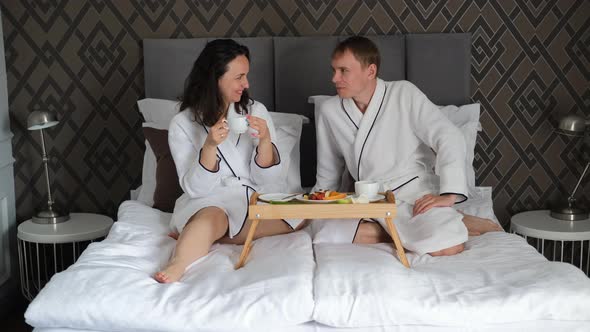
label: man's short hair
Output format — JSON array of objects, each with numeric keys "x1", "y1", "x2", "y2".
[{"x1": 332, "y1": 36, "x2": 381, "y2": 75}]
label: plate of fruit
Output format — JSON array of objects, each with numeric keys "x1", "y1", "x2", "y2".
[{"x1": 295, "y1": 190, "x2": 350, "y2": 203}]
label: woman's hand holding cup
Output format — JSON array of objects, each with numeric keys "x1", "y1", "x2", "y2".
[
  {"x1": 204, "y1": 117, "x2": 229, "y2": 148},
  {"x1": 246, "y1": 115, "x2": 270, "y2": 142}
]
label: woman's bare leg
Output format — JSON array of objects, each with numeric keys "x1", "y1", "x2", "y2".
[
  {"x1": 218, "y1": 219, "x2": 309, "y2": 245},
  {"x1": 155, "y1": 207, "x2": 228, "y2": 283}
]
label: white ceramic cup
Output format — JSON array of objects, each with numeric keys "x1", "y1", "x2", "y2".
[
  {"x1": 227, "y1": 116, "x2": 248, "y2": 134},
  {"x1": 354, "y1": 181, "x2": 379, "y2": 198}
]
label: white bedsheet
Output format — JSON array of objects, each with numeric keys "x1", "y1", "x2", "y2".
[
  {"x1": 25, "y1": 200, "x2": 315, "y2": 331},
  {"x1": 313, "y1": 231, "x2": 590, "y2": 327}
]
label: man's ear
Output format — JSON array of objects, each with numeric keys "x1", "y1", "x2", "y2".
[{"x1": 368, "y1": 63, "x2": 377, "y2": 79}]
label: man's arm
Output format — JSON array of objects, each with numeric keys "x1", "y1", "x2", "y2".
[{"x1": 407, "y1": 83, "x2": 468, "y2": 211}]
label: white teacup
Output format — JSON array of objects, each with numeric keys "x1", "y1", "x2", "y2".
[
  {"x1": 354, "y1": 181, "x2": 379, "y2": 198},
  {"x1": 227, "y1": 116, "x2": 248, "y2": 134}
]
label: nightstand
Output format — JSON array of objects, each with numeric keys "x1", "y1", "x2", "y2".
[
  {"x1": 511, "y1": 210, "x2": 590, "y2": 276},
  {"x1": 17, "y1": 213, "x2": 113, "y2": 300}
]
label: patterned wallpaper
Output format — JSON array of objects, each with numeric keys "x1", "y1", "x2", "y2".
[{"x1": 2, "y1": 0, "x2": 588, "y2": 226}]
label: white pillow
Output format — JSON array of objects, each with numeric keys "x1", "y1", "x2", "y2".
[
  {"x1": 137, "y1": 98, "x2": 180, "y2": 130},
  {"x1": 438, "y1": 103, "x2": 482, "y2": 198},
  {"x1": 135, "y1": 99, "x2": 180, "y2": 204},
  {"x1": 135, "y1": 98, "x2": 305, "y2": 203},
  {"x1": 266, "y1": 112, "x2": 306, "y2": 193},
  {"x1": 308, "y1": 95, "x2": 331, "y2": 105},
  {"x1": 136, "y1": 138, "x2": 156, "y2": 206},
  {"x1": 308, "y1": 96, "x2": 481, "y2": 199}
]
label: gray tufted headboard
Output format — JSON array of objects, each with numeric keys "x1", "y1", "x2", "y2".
[{"x1": 143, "y1": 33, "x2": 472, "y2": 187}]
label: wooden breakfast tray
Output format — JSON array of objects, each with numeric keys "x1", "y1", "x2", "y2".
[{"x1": 235, "y1": 190, "x2": 409, "y2": 269}]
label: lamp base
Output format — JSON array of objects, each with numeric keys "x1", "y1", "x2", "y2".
[
  {"x1": 550, "y1": 206, "x2": 589, "y2": 221},
  {"x1": 32, "y1": 205, "x2": 70, "y2": 224}
]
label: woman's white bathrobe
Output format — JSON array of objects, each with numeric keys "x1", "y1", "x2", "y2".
[
  {"x1": 169, "y1": 101, "x2": 293, "y2": 237},
  {"x1": 312, "y1": 79, "x2": 469, "y2": 254}
]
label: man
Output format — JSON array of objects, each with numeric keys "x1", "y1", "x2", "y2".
[{"x1": 312, "y1": 36, "x2": 500, "y2": 256}]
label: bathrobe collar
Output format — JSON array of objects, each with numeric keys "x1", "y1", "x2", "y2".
[
  {"x1": 202, "y1": 121, "x2": 250, "y2": 181},
  {"x1": 342, "y1": 78, "x2": 387, "y2": 180}
]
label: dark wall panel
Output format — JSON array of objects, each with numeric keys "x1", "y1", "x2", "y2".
[{"x1": 3, "y1": 1, "x2": 588, "y2": 226}]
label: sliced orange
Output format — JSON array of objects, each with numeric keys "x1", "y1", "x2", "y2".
[{"x1": 323, "y1": 192, "x2": 347, "y2": 200}]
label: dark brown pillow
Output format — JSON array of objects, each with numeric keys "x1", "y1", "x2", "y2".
[{"x1": 143, "y1": 127, "x2": 184, "y2": 212}]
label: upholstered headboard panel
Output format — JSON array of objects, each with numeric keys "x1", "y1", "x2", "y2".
[
  {"x1": 144, "y1": 37, "x2": 276, "y2": 111},
  {"x1": 406, "y1": 34, "x2": 471, "y2": 106},
  {"x1": 143, "y1": 33, "x2": 472, "y2": 187}
]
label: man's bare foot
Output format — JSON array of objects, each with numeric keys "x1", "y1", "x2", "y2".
[
  {"x1": 460, "y1": 212, "x2": 503, "y2": 236},
  {"x1": 154, "y1": 262, "x2": 186, "y2": 283}
]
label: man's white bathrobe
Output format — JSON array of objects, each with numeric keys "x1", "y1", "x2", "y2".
[
  {"x1": 312, "y1": 79, "x2": 469, "y2": 254},
  {"x1": 169, "y1": 101, "x2": 296, "y2": 237}
]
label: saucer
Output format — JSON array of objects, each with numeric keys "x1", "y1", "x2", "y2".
[
  {"x1": 258, "y1": 193, "x2": 297, "y2": 203},
  {"x1": 353, "y1": 194, "x2": 386, "y2": 202}
]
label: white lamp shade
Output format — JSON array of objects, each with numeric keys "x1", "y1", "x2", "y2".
[{"x1": 27, "y1": 110, "x2": 59, "y2": 130}]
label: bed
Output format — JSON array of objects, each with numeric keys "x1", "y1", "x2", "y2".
[{"x1": 25, "y1": 34, "x2": 590, "y2": 332}]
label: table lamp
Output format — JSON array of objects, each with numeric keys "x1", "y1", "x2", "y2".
[
  {"x1": 27, "y1": 110, "x2": 70, "y2": 224},
  {"x1": 551, "y1": 114, "x2": 589, "y2": 221}
]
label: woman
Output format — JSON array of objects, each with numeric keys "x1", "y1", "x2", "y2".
[{"x1": 155, "y1": 39, "x2": 305, "y2": 283}]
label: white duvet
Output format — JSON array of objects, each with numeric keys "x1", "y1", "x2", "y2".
[
  {"x1": 313, "y1": 232, "x2": 590, "y2": 327},
  {"x1": 25, "y1": 200, "x2": 315, "y2": 331},
  {"x1": 312, "y1": 191, "x2": 590, "y2": 327},
  {"x1": 25, "y1": 195, "x2": 590, "y2": 331}
]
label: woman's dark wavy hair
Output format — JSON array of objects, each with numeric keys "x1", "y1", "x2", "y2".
[{"x1": 180, "y1": 39, "x2": 251, "y2": 126}]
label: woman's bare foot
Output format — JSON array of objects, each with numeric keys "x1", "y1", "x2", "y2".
[
  {"x1": 154, "y1": 262, "x2": 186, "y2": 283},
  {"x1": 460, "y1": 212, "x2": 503, "y2": 236}
]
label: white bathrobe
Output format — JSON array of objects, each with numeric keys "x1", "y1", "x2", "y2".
[
  {"x1": 169, "y1": 101, "x2": 295, "y2": 237},
  {"x1": 312, "y1": 79, "x2": 468, "y2": 254}
]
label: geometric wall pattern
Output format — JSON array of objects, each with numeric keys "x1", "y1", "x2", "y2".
[{"x1": 2, "y1": 1, "x2": 588, "y2": 227}]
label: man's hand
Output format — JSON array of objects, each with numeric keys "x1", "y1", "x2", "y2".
[{"x1": 413, "y1": 194, "x2": 456, "y2": 216}]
